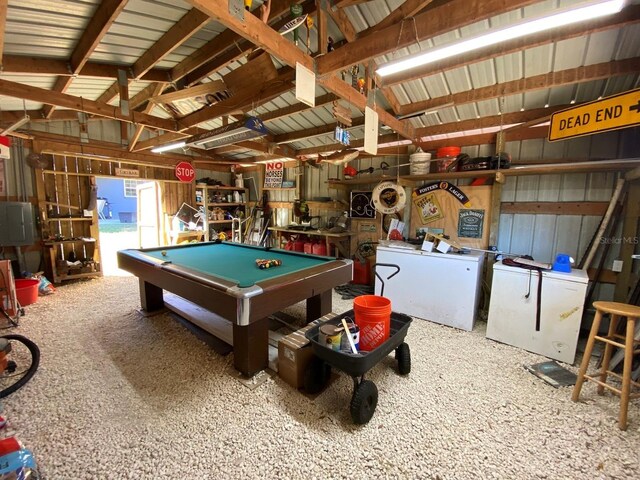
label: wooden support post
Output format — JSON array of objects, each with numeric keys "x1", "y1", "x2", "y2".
[
  {"x1": 317, "y1": 0, "x2": 328, "y2": 54},
  {"x1": 484, "y1": 181, "x2": 503, "y2": 300},
  {"x1": 614, "y1": 182, "x2": 640, "y2": 302}
]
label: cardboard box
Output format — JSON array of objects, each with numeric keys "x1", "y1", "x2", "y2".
[{"x1": 278, "y1": 313, "x2": 337, "y2": 389}]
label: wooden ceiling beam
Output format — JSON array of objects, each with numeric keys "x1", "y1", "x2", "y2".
[
  {"x1": 186, "y1": 0, "x2": 312, "y2": 70},
  {"x1": 183, "y1": 1, "x2": 317, "y2": 86},
  {"x1": 42, "y1": 0, "x2": 129, "y2": 119},
  {"x1": 317, "y1": 1, "x2": 328, "y2": 54},
  {"x1": 129, "y1": 84, "x2": 166, "y2": 151},
  {"x1": 134, "y1": 70, "x2": 295, "y2": 151},
  {"x1": 416, "y1": 127, "x2": 548, "y2": 151},
  {"x1": 414, "y1": 106, "x2": 568, "y2": 138},
  {"x1": 362, "y1": 0, "x2": 434, "y2": 36},
  {"x1": 0, "y1": 56, "x2": 170, "y2": 82},
  {"x1": 399, "y1": 57, "x2": 640, "y2": 117},
  {"x1": 0, "y1": 78, "x2": 178, "y2": 131},
  {"x1": 320, "y1": 74, "x2": 414, "y2": 139},
  {"x1": 321, "y1": 0, "x2": 403, "y2": 116},
  {"x1": 181, "y1": 69, "x2": 295, "y2": 128},
  {"x1": 133, "y1": 8, "x2": 210, "y2": 79},
  {"x1": 209, "y1": 140, "x2": 298, "y2": 160},
  {"x1": 186, "y1": 0, "x2": 413, "y2": 139},
  {"x1": 275, "y1": 116, "x2": 366, "y2": 144},
  {"x1": 326, "y1": 1, "x2": 356, "y2": 42},
  {"x1": 316, "y1": 0, "x2": 540, "y2": 76},
  {"x1": 70, "y1": 0, "x2": 129, "y2": 73},
  {"x1": 132, "y1": 129, "x2": 200, "y2": 152},
  {"x1": 333, "y1": 0, "x2": 369, "y2": 7},
  {"x1": 149, "y1": 81, "x2": 227, "y2": 105},
  {"x1": 380, "y1": 5, "x2": 640, "y2": 87},
  {"x1": 98, "y1": 8, "x2": 211, "y2": 109},
  {"x1": 260, "y1": 93, "x2": 337, "y2": 122},
  {"x1": 170, "y1": 0, "x2": 295, "y2": 83},
  {"x1": 297, "y1": 133, "x2": 401, "y2": 156},
  {"x1": 0, "y1": 0, "x2": 7, "y2": 70}
]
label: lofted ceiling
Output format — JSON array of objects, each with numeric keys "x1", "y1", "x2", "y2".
[{"x1": 0, "y1": 0, "x2": 639, "y2": 165}]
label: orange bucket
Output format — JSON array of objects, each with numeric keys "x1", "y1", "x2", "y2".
[
  {"x1": 354, "y1": 295, "x2": 391, "y2": 351},
  {"x1": 14, "y1": 279, "x2": 39, "y2": 306}
]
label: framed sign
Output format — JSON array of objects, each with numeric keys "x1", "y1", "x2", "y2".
[
  {"x1": 350, "y1": 191, "x2": 376, "y2": 219},
  {"x1": 458, "y1": 209, "x2": 485, "y2": 238},
  {"x1": 264, "y1": 161, "x2": 284, "y2": 188},
  {"x1": 414, "y1": 192, "x2": 443, "y2": 225}
]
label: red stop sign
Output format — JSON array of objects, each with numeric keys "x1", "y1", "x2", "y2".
[{"x1": 175, "y1": 161, "x2": 195, "y2": 183}]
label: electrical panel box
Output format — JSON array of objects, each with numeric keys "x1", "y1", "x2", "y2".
[{"x1": 0, "y1": 201, "x2": 36, "y2": 247}]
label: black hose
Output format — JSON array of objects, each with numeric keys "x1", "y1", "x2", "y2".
[{"x1": 0, "y1": 334, "x2": 40, "y2": 398}]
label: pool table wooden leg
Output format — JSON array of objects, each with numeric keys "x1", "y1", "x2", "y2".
[
  {"x1": 140, "y1": 280, "x2": 164, "y2": 312},
  {"x1": 233, "y1": 318, "x2": 269, "y2": 376},
  {"x1": 306, "y1": 290, "x2": 332, "y2": 322}
]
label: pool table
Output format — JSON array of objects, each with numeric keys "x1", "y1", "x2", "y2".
[{"x1": 117, "y1": 242, "x2": 352, "y2": 376}]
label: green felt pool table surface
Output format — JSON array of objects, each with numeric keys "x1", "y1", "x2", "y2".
[{"x1": 143, "y1": 242, "x2": 334, "y2": 288}]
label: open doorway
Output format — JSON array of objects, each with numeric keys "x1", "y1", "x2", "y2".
[{"x1": 96, "y1": 178, "x2": 158, "y2": 276}]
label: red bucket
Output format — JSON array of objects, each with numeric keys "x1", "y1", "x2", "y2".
[
  {"x1": 354, "y1": 295, "x2": 391, "y2": 351},
  {"x1": 14, "y1": 279, "x2": 39, "y2": 306}
]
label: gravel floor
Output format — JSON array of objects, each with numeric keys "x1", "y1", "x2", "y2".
[{"x1": 3, "y1": 275, "x2": 639, "y2": 479}]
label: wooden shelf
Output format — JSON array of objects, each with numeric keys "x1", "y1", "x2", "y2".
[
  {"x1": 326, "y1": 160, "x2": 640, "y2": 187},
  {"x1": 58, "y1": 271, "x2": 102, "y2": 281},
  {"x1": 45, "y1": 217, "x2": 93, "y2": 222},
  {"x1": 196, "y1": 184, "x2": 245, "y2": 191},
  {"x1": 263, "y1": 187, "x2": 296, "y2": 191},
  {"x1": 196, "y1": 186, "x2": 248, "y2": 241},
  {"x1": 44, "y1": 239, "x2": 96, "y2": 246}
]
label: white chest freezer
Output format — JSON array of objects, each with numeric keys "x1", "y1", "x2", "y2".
[
  {"x1": 375, "y1": 246, "x2": 484, "y2": 331},
  {"x1": 486, "y1": 261, "x2": 589, "y2": 364}
]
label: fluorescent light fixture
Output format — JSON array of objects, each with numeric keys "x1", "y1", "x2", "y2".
[
  {"x1": 151, "y1": 141, "x2": 186, "y2": 153},
  {"x1": 377, "y1": 0, "x2": 625, "y2": 77},
  {"x1": 186, "y1": 116, "x2": 269, "y2": 150},
  {"x1": 1, "y1": 115, "x2": 30, "y2": 135}
]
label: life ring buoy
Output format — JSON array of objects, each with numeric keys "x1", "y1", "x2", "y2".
[{"x1": 372, "y1": 181, "x2": 406, "y2": 214}]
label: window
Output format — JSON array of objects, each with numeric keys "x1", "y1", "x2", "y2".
[{"x1": 123, "y1": 180, "x2": 143, "y2": 198}]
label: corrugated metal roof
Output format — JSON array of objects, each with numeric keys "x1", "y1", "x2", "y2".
[
  {"x1": 4, "y1": 0, "x2": 99, "y2": 58},
  {"x1": 0, "y1": 0, "x2": 639, "y2": 164}
]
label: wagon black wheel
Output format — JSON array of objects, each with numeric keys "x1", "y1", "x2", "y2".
[
  {"x1": 395, "y1": 342, "x2": 411, "y2": 375},
  {"x1": 350, "y1": 380, "x2": 378, "y2": 424},
  {"x1": 303, "y1": 356, "x2": 331, "y2": 394},
  {"x1": 0, "y1": 334, "x2": 40, "y2": 398}
]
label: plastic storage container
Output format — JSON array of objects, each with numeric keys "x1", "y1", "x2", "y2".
[
  {"x1": 409, "y1": 148, "x2": 432, "y2": 175},
  {"x1": 436, "y1": 146, "x2": 461, "y2": 173},
  {"x1": 353, "y1": 295, "x2": 391, "y2": 351},
  {"x1": 14, "y1": 279, "x2": 39, "y2": 306}
]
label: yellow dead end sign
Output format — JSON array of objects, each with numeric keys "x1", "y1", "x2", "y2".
[{"x1": 549, "y1": 88, "x2": 640, "y2": 141}]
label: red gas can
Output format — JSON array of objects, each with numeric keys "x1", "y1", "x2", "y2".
[
  {"x1": 312, "y1": 241, "x2": 328, "y2": 256},
  {"x1": 304, "y1": 240, "x2": 314, "y2": 254},
  {"x1": 293, "y1": 237, "x2": 306, "y2": 252},
  {"x1": 284, "y1": 238, "x2": 295, "y2": 250}
]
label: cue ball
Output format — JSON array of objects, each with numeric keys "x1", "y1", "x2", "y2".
[{"x1": 161, "y1": 250, "x2": 167, "y2": 256}]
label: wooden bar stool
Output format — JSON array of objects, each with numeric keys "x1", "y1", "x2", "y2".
[{"x1": 572, "y1": 301, "x2": 640, "y2": 430}]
